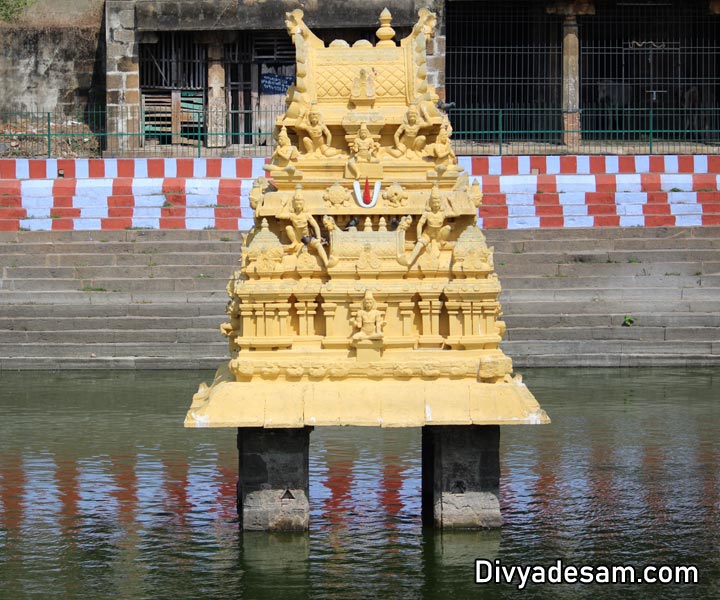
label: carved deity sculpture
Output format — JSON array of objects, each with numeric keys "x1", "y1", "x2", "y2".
[
  {"x1": 352, "y1": 291, "x2": 385, "y2": 340},
  {"x1": 277, "y1": 187, "x2": 331, "y2": 267},
  {"x1": 405, "y1": 186, "x2": 455, "y2": 267},
  {"x1": 389, "y1": 103, "x2": 429, "y2": 158},
  {"x1": 264, "y1": 126, "x2": 300, "y2": 174},
  {"x1": 248, "y1": 177, "x2": 269, "y2": 210},
  {"x1": 426, "y1": 123, "x2": 456, "y2": 169},
  {"x1": 295, "y1": 106, "x2": 339, "y2": 157},
  {"x1": 347, "y1": 122, "x2": 380, "y2": 179}
]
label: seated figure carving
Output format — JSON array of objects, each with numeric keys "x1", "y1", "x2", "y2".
[
  {"x1": 347, "y1": 122, "x2": 380, "y2": 179},
  {"x1": 426, "y1": 123, "x2": 456, "y2": 169},
  {"x1": 352, "y1": 291, "x2": 385, "y2": 341},
  {"x1": 389, "y1": 103, "x2": 429, "y2": 158},
  {"x1": 295, "y1": 106, "x2": 339, "y2": 157},
  {"x1": 264, "y1": 126, "x2": 300, "y2": 175}
]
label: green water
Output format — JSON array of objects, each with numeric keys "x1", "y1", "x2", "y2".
[{"x1": 0, "y1": 368, "x2": 718, "y2": 599}]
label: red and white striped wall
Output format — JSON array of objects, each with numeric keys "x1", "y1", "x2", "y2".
[
  {"x1": 1, "y1": 156, "x2": 718, "y2": 231},
  {"x1": 0, "y1": 158, "x2": 265, "y2": 232}
]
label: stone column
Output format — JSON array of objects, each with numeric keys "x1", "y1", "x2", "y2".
[
  {"x1": 418, "y1": 297, "x2": 444, "y2": 347},
  {"x1": 105, "y1": 0, "x2": 141, "y2": 153},
  {"x1": 240, "y1": 303, "x2": 255, "y2": 338},
  {"x1": 293, "y1": 292, "x2": 322, "y2": 347},
  {"x1": 253, "y1": 304, "x2": 266, "y2": 337},
  {"x1": 204, "y1": 36, "x2": 227, "y2": 149},
  {"x1": 444, "y1": 300, "x2": 462, "y2": 340},
  {"x1": 426, "y1": 4, "x2": 446, "y2": 102},
  {"x1": 421, "y1": 425, "x2": 502, "y2": 529},
  {"x1": 547, "y1": 1, "x2": 595, "y2": 148},
  {"x1": 399, "y1": 301, "x2": 416, "y2": 338},
  {"x1": 237, "y1": 427, "x2": 313, "y2": 531}
]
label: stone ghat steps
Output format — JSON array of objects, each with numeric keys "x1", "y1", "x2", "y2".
[
  {"x1": 0, "y1": 354, "x2": 225, "y2": 370},
  {"x1": 0, "y1": 315, "x2": 225, "y2": 331},
  {"x1": 0, "y1": 227, "x2": 719, "y2": 368},
  {"x1": 490, "y1": 228, "x2": 720, "y2": 366}
]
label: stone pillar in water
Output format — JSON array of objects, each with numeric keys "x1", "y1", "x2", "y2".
[
  {"x1": 237, "y1": 427, "x2": 312, "y2": 531},
  {"x1": 422, "y1": 426, "x2": 502, "y2": 529}
]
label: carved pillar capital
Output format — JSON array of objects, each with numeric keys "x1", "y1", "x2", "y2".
[{"x1": 546, "y1": 0, "x2": 595, "y2": 17}]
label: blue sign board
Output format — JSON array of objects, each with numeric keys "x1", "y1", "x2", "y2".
[{"x1": 260, "y1": 73, "x2": 294, "y2": 95}]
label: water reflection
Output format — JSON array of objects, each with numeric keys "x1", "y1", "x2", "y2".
[{"x1": 0, "y1": 369, "x2": 718, "y2": 599}]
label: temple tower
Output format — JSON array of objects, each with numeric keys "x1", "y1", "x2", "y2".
[{"x1": 185, "y1": 8, "x2": 549, "y2": 531}]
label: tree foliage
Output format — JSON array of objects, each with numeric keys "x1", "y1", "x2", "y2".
[{"x1": 0, "y1": 0, "x2": 32, "y2": 22}]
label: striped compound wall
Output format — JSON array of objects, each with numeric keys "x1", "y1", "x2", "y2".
[{"x1": 0, "y1": 155, "x2": 719, "y2": 231}]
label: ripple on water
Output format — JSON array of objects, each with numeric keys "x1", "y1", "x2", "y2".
[{"x1": 0, "y1": 369, "x2": 718, "y2": 599}]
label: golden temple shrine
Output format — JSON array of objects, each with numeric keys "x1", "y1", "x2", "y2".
[{"x1": 186, "y1": 8, "x2": 549, "y2": 531}]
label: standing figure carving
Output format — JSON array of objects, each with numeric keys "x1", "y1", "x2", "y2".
[
  {"x1": 405, "y1": 186, "x2": 455, "y2": 267},
  {"x1": 277, "y1": 187, "x2": 331, "y2": 267}
]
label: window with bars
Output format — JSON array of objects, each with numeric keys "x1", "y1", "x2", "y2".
[
  {"x1": 580, "y1": 0, "x2": 720, "y2": 141},
  {"x1": 445, "y1": 0, "x2": 563, "y2": 143},
  {"x1": 140, "y1": 32, "x2": 207, "y2": 90}
]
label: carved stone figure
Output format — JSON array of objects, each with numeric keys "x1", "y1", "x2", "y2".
[
  {"x1": 350, "y1": 69, "x2": 376, "y2": 106},
  {"x1": 277, "y1": 186, "x2": 331, "y2": 267},
  {"x1": 347, "y1": 122, "x2": 380, "y2": 179},
  {"x1": 295, "y1": 105, "x2": 339, "y2": 157},
  {"x1": 426, "y1": 123, "x2": 456, "y2": 169},
  {"x1": 352, "y1": 290, "x2": 385, "y2": 340},
  {"x1": 264, "y1": 126, "x2": 300, "y2": 175},
  {"x1": 248, "y1": 177, "x2": 269, "y2": 210},
  {"x1": 389, "y1": 103, "x2": 429, "y2": 158},
  {"x1": 405, "y1": 186, "x2": 455, "y2": 267}
]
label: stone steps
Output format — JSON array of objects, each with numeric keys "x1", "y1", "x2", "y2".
[
  {"x1": 504, "y1": 313, "x2": 720, "y2": 328},
  {"x1": 0, "y1": 315, "x2": 225, "y2": 331},
  {"x1": 0, "y1": 252, "x2": 240, "y2": 268},
  {"x1": 0, "y1": 227, "x2": 718, "y2": 368},
  {"x1": 502, "y1": 299, "x2": 720, "y2": 315},
  {"x1": 505, "y1": 326, "x2": 720, "y2": 342},
  {"x1": 1, "y1": 276, "x2": 229, "y2": 292},
  {"x1": 0, "y1": 342, "x2": 227, "y2": 359}
]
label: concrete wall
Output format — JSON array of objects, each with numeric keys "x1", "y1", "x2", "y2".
[
  {"x1": 0, "y1": 0, "x2": 105, "y2": 112},
  {"x1": 134, "y1": 0, "x2": 443, "y2": 30},
  {"x1": 0, "y1": 26, "x2": 104, "y2": 112},
  {"x1": 1, "y1": 155, "x2": 719, "y2": 231}
]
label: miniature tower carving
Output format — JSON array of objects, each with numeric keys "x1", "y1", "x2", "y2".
[{"x1": 186, "y1": 8, "x2": 549, "y2": 531}]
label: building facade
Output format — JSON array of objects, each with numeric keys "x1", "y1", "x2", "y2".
[{"x1": 104, "y1": 0, "x2": 720, "y2": 156}]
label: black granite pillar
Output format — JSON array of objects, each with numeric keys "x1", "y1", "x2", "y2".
[
  {"x1": 237, "y1": 427, "x2": 312, "y2": 531},
  {"x1": 422, "y1": 425, "x2": 502, "y2": 529}
]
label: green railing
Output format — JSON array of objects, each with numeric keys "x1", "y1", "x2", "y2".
[
  {"x1": 447, "y1": 107, "x2": 720, "y2": 156},
  {"x1": 1, "y1": 106, "x2": 719, "y2": 159}
]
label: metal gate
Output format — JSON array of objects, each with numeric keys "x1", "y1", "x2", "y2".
[
  {"x1": 139, "y1": 32, "x2": 207, "y2": 146},
  {"x1": 445, "y1": 0, "x2": 563, "y2": 150},
  {"x1": 580, "y1": 0, "x2": 720, "y2": 144}
]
